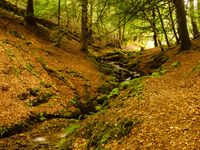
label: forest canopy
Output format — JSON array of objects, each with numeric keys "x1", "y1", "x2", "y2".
[{"x1": 2, "y1": 0, "x2": 200, "y2": 50}]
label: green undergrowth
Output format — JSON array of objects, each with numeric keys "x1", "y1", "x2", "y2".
[
  {"x1": 57, "y1": 77, "x2": 144, "y2": 149},
  {"x1": 151, "y1": 67, "x2": 167, "y2": 77},
  {"x1": 171, "y1": 60, "x2": 181, "y2": 68},
  {"x1": 97, "y1": 77, "x2": 144, "y2": 108},
  {"x1": 0, "y1": 112, "x2": 81, "y2": 138},
  {"x1": 59, "y1": 118, "x2": 139, "y2": 150},
  {"x1": 17, "y1": 85, "x2": 55, "y2": 107},
  {"x1": 0, "y1": 123, "x2": 29, "y2": 138},
  {"x1": 193, "y1": 61, "x2": 200, "y2": 72}
]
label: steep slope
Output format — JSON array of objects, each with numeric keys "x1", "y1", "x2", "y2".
[
  {"x1": 55, "y1": 42, "x2": 200, "y2": 149},
  {"x1": 0, "y1": 8, "x2": 102, "y2": 133},
  {"x1": 0, "y1": 6, "x2": 199, "y2": 150},
  {"x1": 105, "y1": 47, "x2": 200, "y2": 149}
]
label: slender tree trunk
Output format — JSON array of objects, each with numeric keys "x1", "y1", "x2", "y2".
[
  {"x1": 88, "y1": 0, "x2": 94, "y2": 43},
  {"x1": 122, "y1": 18, "x2": 126, "y2": 42},
  {"x1": 143, "y1": 10, "x2": 163, "y2": 51},
  {"x1": 173, "y1": 0, "x2": 191, "y2": 50},
  {"x1": 152, "y1": 8, "x2": 158, "y2": 47},
  {"x1": 58, "y1": 0, "x2": 61, "y2": 26},
  {"x1": 156, "y1": 6, "x2": 170, "y2": 47},
  {"x1": 168, "y1": 1, "x2": 179, "y2": 44},
  {"x1": 118, "y1": 12, "x2": 122, "y2": 48},
  {"x1": 190, "y1": 0, "x2": 200, "y2": 38},
  {"x1": 81, "y1": 0, "x2": 89, "y2": 52},
  {"x1": 26, "y1": 0, "x2": 36, "y2": 26},
  {"x1": 118, "y1": 25, "x2": 122, "y2": 48}
]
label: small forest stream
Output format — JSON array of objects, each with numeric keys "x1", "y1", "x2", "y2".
[{"x1": 0, "y1": 48, "x2": 166, "y2": 149}]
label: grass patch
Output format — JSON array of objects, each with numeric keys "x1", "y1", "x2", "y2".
[
  {"x1": 24, "y1": 63, "x2": 40, "y2": 78},
  {"x1": 193, "y1": 61, "x2": 200, "y2": 72},
  {"x1": 121, "y1": 77, "x2": 143, "y2": 99},
  {"x1": 17, "y1": 87, "x2": 55, "y2": 107},
  {"x1": 151, "y1": 67, "x2": 167, "y2": 77},
  {"x1": 171, "y1": 60, "x2": 181, "y2": 68},
  {"x1": 84, "y1": 118, "x2": 139, "y2": 149},
  {"x1": 58, "y1": 118, "x2": 139, "y2": 150}
]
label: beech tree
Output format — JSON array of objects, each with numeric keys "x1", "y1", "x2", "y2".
[
  {"x1": 81, "y1": 0, "x2": 89, "y2": 51},
  {"x1": 26, "y1": 0, "x2": 36, "y2": 26},
  {"x1": 173, "y1": 0, "x2": 191, "y2": 50},
  {"x1": 189, "y1": 0, "x2": 200, "y2": 38}
]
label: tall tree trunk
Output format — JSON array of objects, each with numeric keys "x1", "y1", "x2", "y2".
[
  {"x1": 26, "y1": 0, "x2": 36, "y2": 26},
  {"x1": 168, "y1": 1, "x2": 179, "y2": 44},
  {"x1": 173, "y1": 0, "x2": 191, "y2": 50},
  {"x1": 118, "y1": 25, "x2": 122, "y2": 48},
  {"x1": 81, "y1": 0, "x2": 89, "y2": 52},
  {"x1": 122, "y1": 18, "x2": 126, "y2": 42},
  {"x1": 58, "y1": 0, "x2": 61, "y2": 26},
  {"x1": 143, "y1": 10, "x2": 163, "y2": 51},
  {"x1": 198, "y1": 0, "x2": 200, "y2": 24},
  {"x1": 152, "y1": 8, "x2": 158, "y2": 47},
  {"x1": 190, "y1": 0, "x2": 200, "y2": 38},
  {"x1": 88, "y1": 0, "x2": 94, "y2": 43},
  {"x1": 118, "y1": 12, "x2": 122, "y2": 48},
  {"x1": 156, "y1": 6, "x2": 170, "y2": 47}
]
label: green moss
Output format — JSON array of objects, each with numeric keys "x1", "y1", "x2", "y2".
[
  {"x1": 120, "y1": 78, "x2": 143, "y2": 99},
  {"x1": 9, "y1": 30, "x2": 25, "y2": 39},
  {"x1": 83, "y1": 119, "x2": 139, "y2": 149},
  {"x1": 0, "y1": 122, "x2": 29, "y2": 138},
  {"x1": 97, "y1": 83, "x2": 112, "y2": 94},
  {"x1": 171, "y1": 60, "x2": 181, "y2": 68},
  {"x1": 40, "y1": 81, "x2": 52, "y2": 88},
  {"x1": 27, "y1": 91, "x2": 54, "y2": 107},
  {"x1": 193, "y1": 61, "x2": 200, "y2": 72},
  {"x1": 64, "y1": 124, "x2": 80, "y2": 136},
  {"x1": 0, "y1": 126, "x2": 7, "y2": 137},
  {"x1": 151, "y1": 67, "x2": 167, "y2": 77},
  {"x1": 24, "y1": 63, "x2": 39, "y2": 78}
]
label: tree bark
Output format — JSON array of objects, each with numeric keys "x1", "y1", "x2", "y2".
[
  {"x1": 152, "y1": 8, "x2": 158, "y2": 47},
  {"x1": 58, "y1": 0, "x2": 61, "y2": 26},
  {"x1": 26, "y1": 0, "x2": 36, "y2": 26},
  {"x1": 198, "y1": 0, "x2": 200, "y2": 24},
  {"x1": 81, "y1": 0, "x2": 89, "y2": 52},
  {"x1": 168, "y1": 1, "x2": 179, "y2": 44},
  {"x1": 156, "y1": 6, "x2": 170, "y2": 47},
  {"x1": 173, "y1": 0, "x2": 191, "y2": 50},
  {"x1": 189, "y1": 0, "x2": 200, "y2": 38}
]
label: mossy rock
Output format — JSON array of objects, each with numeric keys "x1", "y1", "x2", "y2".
[
  {"x1": 27, "y1": 88, "x2": 40, "y2": 96},
  {"x1": 17, "y1": 92, "x2": 30, "y2": 100},
  {"x1": 27, "y1": 91, "x2": 54, "y2": 107}
]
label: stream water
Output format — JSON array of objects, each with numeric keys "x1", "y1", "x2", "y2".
[{"x1": 0, "y1": 118, "x2": 72, "y2": 149}]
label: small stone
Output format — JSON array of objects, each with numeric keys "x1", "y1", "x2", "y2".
[{"x1": 33, "y1": 137, "x2": 46, "y2": 142}]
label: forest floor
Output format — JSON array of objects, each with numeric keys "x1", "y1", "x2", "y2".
[{"x1": 0, "y1": 7, "x2": 200, "y2": 150}]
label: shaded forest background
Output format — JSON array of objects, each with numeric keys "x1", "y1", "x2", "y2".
[{"x1": 1, "y1": 0, "x2": 200, "y2": 51}]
